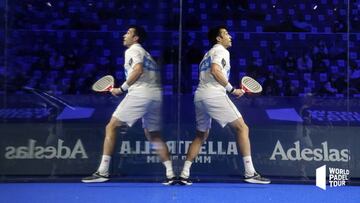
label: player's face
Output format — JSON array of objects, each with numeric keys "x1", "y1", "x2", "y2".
[
  {"x1": 218, "y1": 29, "x2": 232, "y2": 48},
  {"x1": 123, "y1": 28, "x2": 138, "y2": 47}
]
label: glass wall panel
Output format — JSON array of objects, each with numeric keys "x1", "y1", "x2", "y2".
[
  {"x1": 0, "y1": 0, "x2": 180, "y2": 182},
  {"x1": 0, "y1": 0, "x2": 359, "y2": 185},
  {"x1": 178, "y1": 0, "x2": 356, "y2": 182}
]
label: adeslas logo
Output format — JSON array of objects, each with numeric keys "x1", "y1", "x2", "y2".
[
  {"x1": 270, "y1": 140, "x2": 350, "y2": 162},
  {"x1": 4, "y1": 139, "x2": 88, "y2": 159}
]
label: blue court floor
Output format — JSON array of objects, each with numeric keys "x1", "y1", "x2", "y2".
[{"x1": 0, "y1": 182, "x2": 359, "y2": 203}]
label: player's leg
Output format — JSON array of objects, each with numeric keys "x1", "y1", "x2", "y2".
[
  {"x1": 144, "y1": 129, "x2": 171, "y2": 163},
  {"x1": 82, "y1": 116, "x2": 123, "y2": 183},
  {"x1": 183, "y1": 130, "x2": 209, "y2": 162},
  {"x1": 143, "y1": 99, "x2": 175, "y2": 185},
  {"x1": 102, "y1": 117, "x2": 123, "y2": 155},
  {"x1": 82, "y1": 95, "x2": 144, "y2": 183},
  {"x1": 179, "y1": 129, "x2": 209, "y2": 184},
  {"x1": 229, "y1": 118, "x2": 270, "y2": 184},
  {"x1": 207, "y1": 96, "x2": 270, "y2": 184},
  {"x1": 228, "y1": 118, "x2": 254, "y2": 175},
  {"x1": 179, "y1": 100, "x2": 211, "y2": 185},
  {"x1": 144, "y1": 129, "x2": 175, "y2": 185}
]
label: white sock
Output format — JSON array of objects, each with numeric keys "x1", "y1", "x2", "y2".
[
  {"x1": 243, "y1": 156, "x2": 256, "y2": 177},
  {"x1": 163, "y1": 160, "x2": 175, "y2": 178},
  {"x1": 180, "y1": 160, "x2": 193, "y2": 178},
  {"x1": 97, "y1": 155, "x2": 111, "y2": 175}
]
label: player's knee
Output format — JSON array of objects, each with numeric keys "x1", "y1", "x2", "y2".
[
  {"x1": 105, "y1": 122, "x2": 117, "y2": 133},
  {"x1": 233, "y1": 121, "x2": 249, "y2": 134},
  {"x1": 241, "y1": 123, "x2": 249, "y2": 133},
  {"x1": 196, "y1": 131, "x2": 209, "y2": 141},
  {"x1": 147, "y1": 131, "x2": 162, "y2": 141}
]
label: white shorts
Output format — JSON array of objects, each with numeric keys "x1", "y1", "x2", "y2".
[
  {"x1": 195, "y1": 95, "x2": 242, "y2": 132},
  {"x1": 112, "y1": 95, "x2": 161, "y2": 132}
]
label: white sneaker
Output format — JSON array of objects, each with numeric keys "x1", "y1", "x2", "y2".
[
  {"x1": 81, "y1": 171, "x2": 109, "y2": 183},
  {"x1": 244, "y1": 173, "x2": 271, "y2": 184},
  {"x1": 162, "y1": 177, "x2": 177, "y2": 185},
  {"x1": 178, "y1": 176, "x2": 193, "y2": 185}
]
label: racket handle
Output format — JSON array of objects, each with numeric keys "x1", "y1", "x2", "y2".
[
  {"x1": 106, "y1": 86, "x2": 114, "y2": 92},
  {"x1": 240, "y1": 84, "x2": 246, "y2": 93}
]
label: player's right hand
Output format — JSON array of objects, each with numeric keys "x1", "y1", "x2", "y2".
[
  {"x1": 231, "y1": 89, "x2": 244, "y2": 98},
  {"x1": 110, "y1": 88, "x2": 123, "y2": 96}
]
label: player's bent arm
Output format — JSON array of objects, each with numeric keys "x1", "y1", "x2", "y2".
[
  {"x1": 210, "y1": 63, "x2": 228, "y2": 87},
  {"x1": 210, "y1": 63, "x2": 243, "y2": 97},
  {"x1": 125, "y1": 63, "x2": 144, "y2": 86},
  {"x1": 119, "y1": 63, "x2": 144, "y2": 92}
]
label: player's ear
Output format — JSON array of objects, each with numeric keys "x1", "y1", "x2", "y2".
[
  {"x1": 133, "y1": 35, "x2": 140, "y2": 42},
  {"x1": 216, "y1": 36, "x2": 221, "y2": 43}
]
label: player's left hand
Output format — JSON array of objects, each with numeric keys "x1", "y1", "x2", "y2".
[{"x1": 231, "y1": 89, "x2": 244, "y2": 98}]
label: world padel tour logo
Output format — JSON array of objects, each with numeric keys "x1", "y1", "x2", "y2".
[{"x1": 316, "y1": 165, "x2": 350, "y2": 190}]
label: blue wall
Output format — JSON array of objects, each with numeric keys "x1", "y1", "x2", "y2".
[{"x1": 0, "y1": 94, "x2": 358, "y2": 180}]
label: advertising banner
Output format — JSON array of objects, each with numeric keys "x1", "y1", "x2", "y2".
[{"x1": 0, "y1": 94, "x2": 358, "y2": 180}]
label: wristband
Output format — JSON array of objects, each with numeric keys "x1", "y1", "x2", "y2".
[
  {"x1": 120, "y1": 82, "x2": 130, "y2": 92},
  {"x1": 225, "y1": 83, "x2": 234, "y2": 93}
]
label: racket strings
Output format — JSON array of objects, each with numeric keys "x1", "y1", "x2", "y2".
[
  {"x1": 92, "y1": 76, "x2": 114, "y2": 91},
  {"x1": 242, "y1": 77, "x2": 262, "y2": 93},
  {"x1": 96, "y1": 79, "x2": 111, "y2": 88},
  {"x1": 244, "y1": 79, "x2": 260, "y2": 90}
]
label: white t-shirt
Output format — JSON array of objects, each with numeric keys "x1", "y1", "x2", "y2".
[
  {"x1": 194, "y1": 44, "x2": 231, "y2": 101},
  {"x1": 124, "y1": 43, "x2": 161, "y2": 101}
]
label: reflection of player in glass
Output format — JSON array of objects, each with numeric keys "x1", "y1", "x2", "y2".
[
  {"x1": 179, "y1": 26, "x2": 270, "y2": 185},
  {"x1": 82, "y1": 26, "x2": 175, "y2": 185},
  {"x1": 295, "y1": 93, "x2": 315, "y2": 179}
]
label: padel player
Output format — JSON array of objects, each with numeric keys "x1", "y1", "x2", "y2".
[
  {"x1": 179, "y1": 26, "x2": 270, "y2": 185},
  {"x1": 82, "y1": 26, "x2": 176, "y2": 185}
]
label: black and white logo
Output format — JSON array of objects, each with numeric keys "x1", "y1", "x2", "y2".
[
  {"x1": 316, "y1": 165, "x2": 349, "y2": 190},
  {"x1": 221, "y1": 58, "x2": 226, "y2": 67}
]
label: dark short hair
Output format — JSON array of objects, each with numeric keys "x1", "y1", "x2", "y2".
[
  {"x1": 208, "y1": 26, "x2": 228, "y2": 45},
  {"x1": 129, "y1": 25, "x2": 147, "y2": 43}
]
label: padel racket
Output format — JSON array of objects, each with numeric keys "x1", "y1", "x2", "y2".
[
  {"x1": 92, "y1": 75, "x2": 114, "y2": 92},
  {"x1": 240, "y1": 76, "x2": 262, "y2": 93}
]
